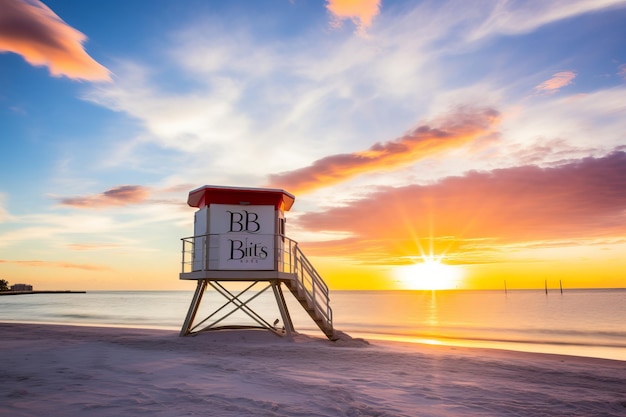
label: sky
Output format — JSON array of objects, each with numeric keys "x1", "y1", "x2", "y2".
[{"x1": 1, "y1": 0, "x2": 625, "y2": 291}]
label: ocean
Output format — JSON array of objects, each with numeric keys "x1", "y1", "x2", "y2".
[{"x1": 1, "y1": 288, "x2": 624, "y2": 361}]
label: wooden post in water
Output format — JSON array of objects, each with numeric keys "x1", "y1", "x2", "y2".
[
  {"x1": 504, "y1": 280, "x2": 507, "y2": 295},
  {"x1": 544, "y1": 279, "x2": 548, "y2": 295},
  {"x1": 559, "y1": 279, "x2": 563, "y2": 294}
]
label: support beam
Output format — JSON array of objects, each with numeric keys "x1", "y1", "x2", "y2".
[
  {"x1": 272, "y1": 281, "x2": 295, "y2": 337},
  {"x1": 180, "y1": 280, "x2": 207, "y2": 336}
]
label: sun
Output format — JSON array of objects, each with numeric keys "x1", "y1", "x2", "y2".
[{"x1": 395, "y1": 256, "x2": 464, "y2": 290}]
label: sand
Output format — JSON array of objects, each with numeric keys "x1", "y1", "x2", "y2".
[{"x1": 1, "y1": 323, "x2": 625, "y2": 416}]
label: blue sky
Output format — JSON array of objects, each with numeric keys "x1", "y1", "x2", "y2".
[{"x1": 1, "y1": 0, "x2": 625, "y2": 290}]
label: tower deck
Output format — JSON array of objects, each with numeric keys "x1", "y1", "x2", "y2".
[{"x1": 179, "y1": 233, "x2": 335, "y2": 340}]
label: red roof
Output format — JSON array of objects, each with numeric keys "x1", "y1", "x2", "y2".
[{"x1": 187, "y1": 185, "x2": 295, "y2": 211}]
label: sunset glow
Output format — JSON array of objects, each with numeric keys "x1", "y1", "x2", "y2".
[{"x1": 395, "y1": 256, "x2": 464, "y2": 290}]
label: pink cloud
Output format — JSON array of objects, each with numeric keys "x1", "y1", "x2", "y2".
[
  {"x1": 326, "y1": 0, "x2": 381, "y2": 35},
  {"x1": 0, "y1": 0, "x2": 110, "y2": 81},
  {"x1": 268, "y1": 107, "x2": 500, "y2": 194},
  {"x1": 534, "y1": 71, "x2": 576, "y2": 94},
  {"x1": 509, "y1": 138, "x2": 597, "y2": 165},
  {"x1": 618, "y1": 64, "x2": 626, "y2": 80},
  {"x1": 296, "y1": 151, "x2": 626, "y2": 264},
  {"x1": 58, "y1": 185, "x2": 150, "y2": 208}
]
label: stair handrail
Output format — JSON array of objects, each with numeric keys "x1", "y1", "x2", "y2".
[{"x1": 292, "y1": 244, "x2": 333, "y2": 330}]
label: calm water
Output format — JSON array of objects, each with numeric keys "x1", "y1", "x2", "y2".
[{"x1": 1, "y1": 289, "x2": 624, "y2": 361}]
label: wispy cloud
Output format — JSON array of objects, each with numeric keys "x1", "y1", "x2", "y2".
[
  {"x1": 503, "y1": 87, "x2": 626, "y2": 162},
  {"x1": 83, "y1": 1, "x2": 620, "y2": 188},
  {"x1": 326, "y1": 0, "x2": 381, "y2": 36},
  {"x1": 0, "y1": 0, "x2": 110, "y2": 81},
  {"x1": 468, "y1": 0, "x2": 626, "y2": 41},
  {"x1": 66, "y1": 243, "x2": 121, "y2": 251},
  {"x1": 534, "y1": 71, "x2": 576, "y2": 94},
  {"x1": 0, "y1": 259, "x2": 112, "y2": 271},
  {"x1": 57, "y1": 185, "x2": 150, "y2": 208},
  {"x1": 296, "y1": 151, "x2": 626, "y2": 264},
  {"x1": 0, "y1": 199, "x2": 190, "y2": 251},
  {"x1": 79, "y1": 1, "x2": 626, "y2": 220},
  {"x1": 268, "y1": 107, "x2": 500, "y2": 194},
  {"x1": 0, "y1": 193, "x2": 13, "y2": 222},
  {"x1": 618, "y1": 64, "x2": 626, "y2": 80}
]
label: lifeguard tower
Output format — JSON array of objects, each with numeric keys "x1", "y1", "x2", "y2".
[{"x1": 179, "y1": 185, "x2": 335, "y2": 340}]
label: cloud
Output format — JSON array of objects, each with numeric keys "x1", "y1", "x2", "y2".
[
  {"x1": 502, "y1": 86, "x2": 626, "y2": 162},
  {"x1": 619, "y1": 64, "x2": 626, "y2": 80},
  {"x1": 0, "y1": 0, "x2": 110, "y2": 81},
  {"x1": 0, "y1": 193, "x2": 13, "y2": 222},
  {"x1": 66, "y1": 243, "x2": 121, "y2": 251},
  {"x1": 0, "y1": 259, "x2": 112, "y2": 271},
  {"x1": 534, "y1": 71, "x2": 576, "y2": 94},
  {"x1": 58, "y1": 185, "x2": 150, "y2": 208},
  {"x1": 296, "y1": 151, "x2": 626, "y2": 264},
  {"x1": 507, "y1": 138, "x2": 597, "y2": 166},
  {"x1": 81, "y1": 1, "x2": 626, "y2": 194},
  {"x1": 326, "y1": 0, "x2": 381, "y2": 35},
  {"x1": 268, "y1": 107, "x2": 500, "y2": 194},
  {"x1": 468, "y1": 0, "x2": 626, "y2": 41}
]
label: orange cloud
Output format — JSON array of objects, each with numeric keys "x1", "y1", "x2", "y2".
[
  {"x1": 268, "y1": 107, "x2": 500, "y2": 194},
  {"x1": 0, "y1": 0, "x2": 110, "y2": 81},
  {"x1": 58, "y1": 185, "x2": 150, "y2": 208},
  {"x1": 296, "y1": 150, "x2": 626, "y2": 265},
  {"x1": 0, "y1": 259, "x2": 111, "y2": 271},
  {"x1": 534, "y1": 71, "x2": 576, "y2": 94},
  {"x1": 326, "y1": 0, "x2": 381, "y2": 35}
]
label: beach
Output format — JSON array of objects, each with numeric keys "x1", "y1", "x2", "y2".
[{"x1": 1, "y1": 323, "x2": 625, "y2": 416}]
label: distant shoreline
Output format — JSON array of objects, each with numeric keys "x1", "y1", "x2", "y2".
[{"x1": 0, "y1": 290, "x2": 86, "y2": 296}]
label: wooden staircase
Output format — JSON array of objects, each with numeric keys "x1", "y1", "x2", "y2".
[{"x1": 285, "y1": 246, "x2": 336, "y2": 340}]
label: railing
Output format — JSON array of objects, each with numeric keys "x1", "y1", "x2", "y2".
[
  {"x1": 180, "y1": 233, "x2": 298, "y2": 274},
  {"x1": 292, "y1": 244, "x2": 333, "y2": 331},
  {"x1": 180, "y1": 233, "x2": 333, "y2": 334}
]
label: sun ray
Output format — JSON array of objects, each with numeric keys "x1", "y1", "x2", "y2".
[{"x1": 395, "y1": 253, "x2": 464, "y2": 290}]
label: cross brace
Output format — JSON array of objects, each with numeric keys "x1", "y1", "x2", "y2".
[{"x1": 180, "y1": 279, "x2": 295, "y2": 337}]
